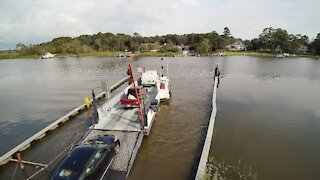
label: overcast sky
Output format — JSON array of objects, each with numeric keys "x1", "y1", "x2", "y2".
[{"x1": 0, "y1": 0, "x2": 319, "y2": 50}]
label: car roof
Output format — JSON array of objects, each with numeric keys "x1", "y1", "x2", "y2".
[
  {"x1": 53, "y1": 146, "x2": 98, "y2": 179},
  {"x1": 82, "y1": 135, "x2": 115, "y2": 146}
]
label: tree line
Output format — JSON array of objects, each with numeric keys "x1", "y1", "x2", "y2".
[{"x1": 15, "y1": 27, "x2": 320, "y2": 55}]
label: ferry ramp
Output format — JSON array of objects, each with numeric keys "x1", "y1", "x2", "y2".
[
  {"x1": 95, "y1": 102, "x2": 141, "y2": 131},
  {"x1": 82, "y1": 86, "x2": 158, "y2": 179}
]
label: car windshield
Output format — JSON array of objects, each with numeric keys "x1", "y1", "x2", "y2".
[
  {"x1": 83, "y1": 140, "x2": 107, "y2": 146},
  {"x1": 85, "y1": 150, "x2": 105, "y2": 174},
  {"x1": 83, "y1": 135, "x2": 114, "y2": 147},
  {"x1": 53, "y1": 146, "x2": 97, "y2": 180}
]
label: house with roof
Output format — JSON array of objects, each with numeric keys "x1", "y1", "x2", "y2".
[
  {"x1": 176, "y1": 44, "x2": 190, "y2": 56},
  {"x1": 297, "y1": 44, "x2": 308, "y2": 54},
  {"x1": 226, "y1": 41, "x2": 247, "y2": 51}
]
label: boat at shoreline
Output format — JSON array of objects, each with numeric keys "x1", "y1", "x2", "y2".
[
  {"x1": 41, "y1": 52, "x2": 55, "y2": 59},
  {"x1": 126, "y1": 52, "x2": 133, "y2": 57}
]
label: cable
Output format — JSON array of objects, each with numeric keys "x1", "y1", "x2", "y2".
[
  {"x1": 26, "y1": 132, "x2": 87, "y2": 179},
  {"x1": 26, "y1": 167, "x2": 46, "y2": 180},
  {"x1": 10, "y1": 161, "x2": 18, "y2": 180}
]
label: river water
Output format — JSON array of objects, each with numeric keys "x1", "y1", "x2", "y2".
[
  {"x1": 0, "y1": 56, "x2": 319, "y2": 179},
  {"x1": 211, "y1": 56, "x2": 320, "y2": 180}
]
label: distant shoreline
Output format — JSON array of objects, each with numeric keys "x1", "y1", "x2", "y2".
[
  {"x1": 223, "y1": 51, "x2": 320, "y2": 59},
  {"x1": 0, "y1": 51, "x2": 176, "y2": 60},
  {"x1": 0, "y1": 51, "x2": 319, "y2": 60}
]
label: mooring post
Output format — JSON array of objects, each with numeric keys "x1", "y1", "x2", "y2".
[
  {"x1": 106, "y1": 84, "x2": 111, "y2": 111},
  {"x1": 84, "y1": 97, "x2": 89, "y2": 108},
  {"x1": 101, "y1": 81, "x2": 107, "y2": 96},
  {"x1": 214, "y1": 64, "x2": 221, "y2": 87},
  {"x1": 92, "y1": 90, "x2": 98, "y2": 125},
  {"x1": 16, "y1": 153, "x2": 24, "y2": 169}
]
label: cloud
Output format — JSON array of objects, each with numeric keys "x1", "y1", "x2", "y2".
[{"x1": 0, "y1": 0, "x2": 319, "y2": 50}]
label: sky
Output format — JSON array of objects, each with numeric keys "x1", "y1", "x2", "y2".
[{"x1": 0, "y1": 0, "x2": 319, "y2": 50}]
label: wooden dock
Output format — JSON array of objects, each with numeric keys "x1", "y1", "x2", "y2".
[
  {"x1": 0, "y1": 76, "x2": 130, "y2": 166},
  {"x1": 195, "y1": 76, "x2": 218, "y2": 180}
]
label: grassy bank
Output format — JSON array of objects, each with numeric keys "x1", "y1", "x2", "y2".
[
  {"x1": 222, "y1": 51, "x2": 320, "y2": 59},
  {"x1": 0, "y1": 51, "x2": 177, "y2": 60},
  {"x1": 71, "y1": 51, "x2": 118, "y2": 57},
  {"x1": 0, "y1": 51, "x2": 39, "y2": 59},
  {"x1": 0, "y1": 51, "x2": 119, "y2": 60},
  {"x1": 294, "y1": 53, "x2": 320, "y2": 59},
  {"x1": 224, "y1": 51, "x2": 275, "y2": 57},
  {"x1": 1, "y1": 50, "x2": 319, "y2": 60},
  {"x1": 134, "y1": 52, "x2": 176, "y2": 57},
  {"x1": 61, "y1": 51, "x2": 176, "y2": 58}
]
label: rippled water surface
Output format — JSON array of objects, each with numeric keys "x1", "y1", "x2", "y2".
[
  {"x1": 0, "y1": 56, "x2": 319, "y2": 180},
  {"x1": 211, "y1": 57, "x2": 320, "y2": 180},
  {"x1": 0, "y1": 57, "x2": 130, "y2": 155}
]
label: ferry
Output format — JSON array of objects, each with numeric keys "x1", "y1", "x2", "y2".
[{"x1": 77, "y1": 61, "x2": 171, "y2": 179}]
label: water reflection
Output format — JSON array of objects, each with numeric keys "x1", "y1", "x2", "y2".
[
  {"x1": 217, "y1": 56, "x2": 320, "y2": 80},
  {"x1": 0, "y1": 56, "x2": 320, "y2": 180},
  {"x1": 255, "y1": 73, "x2": 280, "y2": 81},
  {"x1": 212, "y1": 58, "x2": 320, "y2": 180},
  {"x1": 0, "y1": 57, "x2": 128, "y2": 155}
]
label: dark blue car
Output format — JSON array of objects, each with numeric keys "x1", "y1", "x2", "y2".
[{"x1": 51, "y1": 134, "x2": 120, "y2": 180}]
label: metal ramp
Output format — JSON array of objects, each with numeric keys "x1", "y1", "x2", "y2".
[
  {"x1": 83, "y1": 129, "x2": 144, "y2": 180},
  {"x1": 95, "y1": 102, "x2": 141, "y2": 132}
]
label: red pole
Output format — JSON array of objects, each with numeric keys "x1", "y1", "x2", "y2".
[
  {"x1": 128, "y1": 64, "x2": 144, "y2": 129},
  {"x1": 17, "y1": 153, "x2": 24, "y2": 169}
]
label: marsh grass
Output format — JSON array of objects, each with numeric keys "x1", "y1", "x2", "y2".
[{"x1": 204, "y1": 156, "x2": 258, "y2": 180}]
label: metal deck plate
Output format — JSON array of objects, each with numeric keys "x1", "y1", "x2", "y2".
[
  {"x1": 95, "y1": 86, "x2": 158, "y2": 132},
  {"x1": 96, "y1": 103, "x2": 141, "y2": 131},
  {"x1": 83, "y1": 130, "x2": 143, "y2": 180}
]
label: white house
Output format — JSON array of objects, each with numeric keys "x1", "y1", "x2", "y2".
[
  {"x1": 176, "y1": 44, "x2": 190, "y2": 56},
  {"x1": 227, "y1": 41, "x2": 247, "y2": 51},
  {"x1": 297, "y1": 44, "x2": 308, "y2": 53}
]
